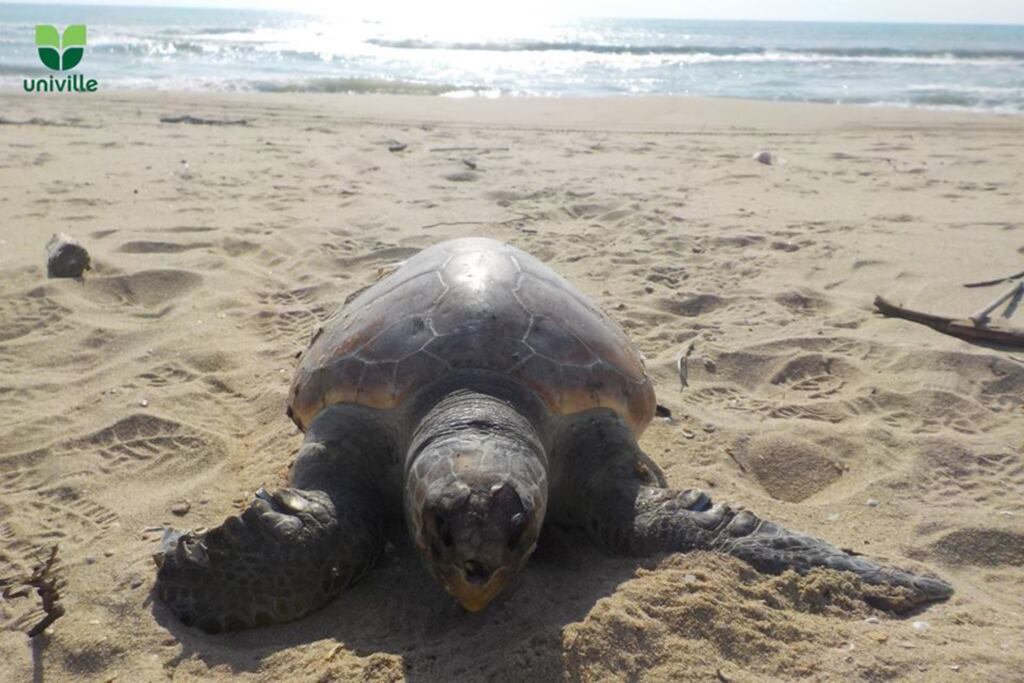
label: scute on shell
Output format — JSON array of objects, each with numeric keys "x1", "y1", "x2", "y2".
[{"x1": 287, "y1": 238, "x2": 655, "y2": 434}]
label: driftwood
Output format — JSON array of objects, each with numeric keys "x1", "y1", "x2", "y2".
[
  {"x1": 159, "y1": 115, "x2": 249, "y2": 126},
  {"x1": 963, "y1": 268, "x2": 1024, "y2": 288},
  {"x1": 429, "y1": 146, "x2": 510, "y2": 152},
  {"x1": 874, "y1": 295, "x2": 1024, "y2": 348},
  {"x1": 0, "y1": 545, "x2": 66, "y2": 637},
  {"x1": 971, "y1": 282, "x2": 1023, "y2": 324}
]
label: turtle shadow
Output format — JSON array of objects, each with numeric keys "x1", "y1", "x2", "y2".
[{"x1": 152, "y1": 527, "x2": 645, "y2": 680}]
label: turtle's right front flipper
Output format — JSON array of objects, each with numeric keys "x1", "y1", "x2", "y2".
[
  {"x1": 155, "y1": 482, "x2": 383, "y2": 633},
  {"x1": 606, "y1": 486, "x2": 953, "y2": 612}
]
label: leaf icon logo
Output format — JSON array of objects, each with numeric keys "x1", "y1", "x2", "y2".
[{"x1": 35, "y1": 25, "x2": 87, "y2": 72}]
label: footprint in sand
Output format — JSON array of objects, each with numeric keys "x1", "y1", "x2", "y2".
[
  {"x1": 70, "y1": 414, "x2": 226, "y2": 478},
  {"x1": 116, "y1": 240, "x2": 213, "y2": 254},
  {"x1": 0, "y1": 287, "x2": 71, "y2": 343},
  {"x1": 254, "y1": 287, "x2": 331, "y2": 348},
  {"x1": 137, "y1": 362, "x2": 198, "y2": 388},
  {"x1": 910, "y1": 438, "x2": 1024, "y2": 512},
  {"x1": 929, "y1": 528, "x2": 1024, "y2": 567},
  {"x1": 769, "y1": 353, "x2": 860, "y2": 399},
  {"x1": 23, "y1": 486, "x2": 120, "y2": 548},
  {"x1": 0, "y1": 414, "x2": 227, "y2": 496},
  {"x1": 78, "y1": 270, "x2": 203, "y2": 311},
  {"x1": 658, "y1": 293, "x2": 727, "y2": 318},
  {"x1": 734, "y1": 433, "x2": 844, "y2": 502},
  {"x1": 774, "y1": 290, "x2": 831, "y2": 315}
]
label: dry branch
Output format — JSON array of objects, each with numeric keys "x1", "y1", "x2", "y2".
[
  {"x1": 429, "y1": 146, "x2": 510, "y2": 152},
  {"x1": 963, "y1": 268, "x2": 1024, "y2": 288},
  {"x1": 873, "y1": 295, "x2": 1024, "y2": 348},
  {"x1": 971, "y1": 282, "x2": 1023, "y2": 324},
  {"x1": 159, "y1": 115, "x2": 249, "y2": 126},
  {"x1": 0, "y1": 545, "x2": 66, "y2": 637}
]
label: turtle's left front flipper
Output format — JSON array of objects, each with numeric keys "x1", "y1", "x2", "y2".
[
  {"x1": 154, "y1": 422, "x2": 389, "y2": 633},
  {"x1": 591, "y1": 485, "x2": 952, "y2": 611},
  {"x1": 154, "y1": 482, "x2": 383, "y2": 633}
]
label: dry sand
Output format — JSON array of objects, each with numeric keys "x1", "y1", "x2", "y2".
[{"x1": 0, "y1": 92, "x2": 1022, "y2": 681}]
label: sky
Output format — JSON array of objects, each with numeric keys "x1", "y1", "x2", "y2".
[{"x1": 6, "y1": 0, "x2": 1024, "y2": 25}]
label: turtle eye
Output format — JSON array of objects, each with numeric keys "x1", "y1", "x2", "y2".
[
  {"x1": 508, "y1": 512, "x2": 527, "y2": 550},
  {"x1": 434, "y1": 512, "x2": 453, "y2": 547}
]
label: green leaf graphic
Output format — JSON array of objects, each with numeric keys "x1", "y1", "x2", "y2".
[
  {"x1": 35, "y1": 25, "x2": 60, "y2": 49},
  {"x1": 37, "y1": 46, "x2": 61, "y2": 71},
  {"x1": 61, "y1": 47, "x2": 84, "y2": 71},
  {"x1": 62, "y1": 25, "x2": 86, "y2": 48}
]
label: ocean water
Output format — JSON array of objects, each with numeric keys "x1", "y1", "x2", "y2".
[{"x1": 2, "y1": 4, "x2": 1023, "y2": 112}]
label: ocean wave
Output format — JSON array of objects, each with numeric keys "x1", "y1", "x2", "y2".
[
  {"x1": 803, "y1": 95, "x2": 1022, "y2": 113},
  {"x1": 249, "y1": 77, "x2": 472, "y2": 95},
  {"x1": 366, "y1": 38, "x2": 1024, "y2": 62},
  {"x1": 91, "y1": 39, "x2": 211, "y2": 56},
  {"x1": 160, "y1": 27, "x2": 255, "y2": 36}
]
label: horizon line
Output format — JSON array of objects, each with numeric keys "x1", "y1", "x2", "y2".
[{"x1": 3, "y1": 2, "x2": 1024, "y2": 28}]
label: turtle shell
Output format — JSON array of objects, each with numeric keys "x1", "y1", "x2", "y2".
[{"x1": 287, "y1": 238, "x2": 656, "y2": 434}]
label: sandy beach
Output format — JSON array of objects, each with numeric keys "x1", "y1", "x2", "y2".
[{"x1": 1, "y1": 92, "x2": 1022, "y2": 681}]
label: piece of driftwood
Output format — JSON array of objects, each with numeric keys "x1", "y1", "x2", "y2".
[
  {"x1": 971, "y1": 282, "x2": 1023, "y2": 324},
  {"x1": 428, "y1": 146, "x2": 510, "y2": 153},
  {"x1": 963, "y1": 268, "x2": 1024, "y2": 288},
  {"x1": 874, "y1": 295, "x2": 1024, "y2": 347},
  {"x1": 159, "y1": 115, "x2": 249, "y2": 126},
  {"x1": 46, "y1": 232, "x2": 91, "y2": 278},
  {"x1": 0, "y1": 545, "x2": 66, "y2": 637}
]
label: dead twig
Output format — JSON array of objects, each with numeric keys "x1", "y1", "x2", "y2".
[
  {"x1": 963, "y1": 268, "x2": 1024, "y2": 288},
  {"x1": 971, "y1": 282, "x2": 1023, "y2": 324},
  {"x1": 873, "y1": 295, "x2": 1024, "y2": 348},
  {"x1": 428, "y1": 146, "x2": 510, "y2": 152},
  {"x1": 159, "y1": 115, "x2": 249, "y2": 126},
  {"x1": 418, "y1": 213, "x2": 533, "y2": 230},
  {"x1": 724, "y1": 447, "x2": 747, "y2": 473},
  {"x1": 0, "y1": 545, "x2": 66, "y2": 637}
]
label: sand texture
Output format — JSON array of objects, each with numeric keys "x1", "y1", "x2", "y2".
[{"x1": 1, "y1": 93, "x2": 1023, "y2": 681}]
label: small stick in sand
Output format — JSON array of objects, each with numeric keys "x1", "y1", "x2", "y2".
[
  {"x1": 873, "y1": 295, "x2": 1024, "y2": 348},
  {"x1": 159, "y1": 115, "x2": 249, "y2": 126},
  {"x1": 429, "y1": 146, "x2": 510, "y2": 153},
  {"x1": 677, "y1": 340, "x2": 697, "y2": 389},
  {"x1": 46, "y1": 233, "x2": 91, "y2": 278},
  {"x1": 724, "y1": 447, "x2": 747, "y2": 473},
  {"x1": 963, "y1": 268, "x2": 1024, "y2": 289},
  {"x1": 0, "y1": 545, "x2": 66, "y2": 638}
]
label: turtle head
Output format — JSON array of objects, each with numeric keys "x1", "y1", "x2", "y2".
[
  {"x1": 406, "y1": 391, "x2": 548, "y2": 612},
  {"x1": 417, "y1": 475, "x2": 540, "y2": 611}
]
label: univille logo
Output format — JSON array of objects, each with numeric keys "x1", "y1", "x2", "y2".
[
  {"x1": 23, "y1": 24, "x2": 99, "y2": 93},
  {"x1": 37, "y1": 24, "x2": 86, "y2": 70}
]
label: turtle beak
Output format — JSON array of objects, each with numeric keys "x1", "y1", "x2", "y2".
[{"x1": 446, "y1": 565, "x2": 510, "y2": 612}]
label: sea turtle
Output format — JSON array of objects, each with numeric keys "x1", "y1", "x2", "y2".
[{"x1": 154, "y1": 237, "x2": 952, "y2": 633}]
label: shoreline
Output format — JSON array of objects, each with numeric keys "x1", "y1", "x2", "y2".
[
  {"x1": 4, "y1": 86, "x2": 1024, "y2": 117},
  {"x1": 4, "y1": 90, "x2": 1024, "y2": 131}
]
